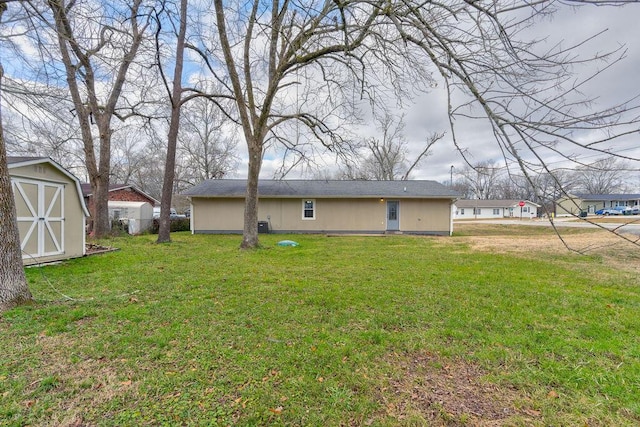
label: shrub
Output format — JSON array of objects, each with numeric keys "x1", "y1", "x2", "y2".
[{"x1": 150, "y1": 218, "x2": 190, "y2": 234}]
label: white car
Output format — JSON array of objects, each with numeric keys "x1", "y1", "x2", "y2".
[{"x1": 153, "y1": 207, "x2": 178, "y2": 219}]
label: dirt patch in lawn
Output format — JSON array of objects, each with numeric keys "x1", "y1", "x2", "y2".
[
  {"x1": 376, "y1": 352, "x2": 537, "y2": 426},
  {"x1": 20, "y1": 333, "x2": 138, "y2": 426},
  {"x1": 447, "y1": 225, "x2": 640, "y2": 275}
]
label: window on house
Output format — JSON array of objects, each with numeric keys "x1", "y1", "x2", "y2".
[
  {"x1": 460, "y1": 208, "x2": 465, "y2": 215},
  {"x1": 473, "y1": 208, "x2": 481, "y2": 215},
  {"x1": 302, "y1": 199, "x2": 315, "y2": 220},
  {"x1": 493, "y1": 209, "x2": 500, "y2": 215},
  {"x1": 523, "y1": 207, "x2": 530, "y2": 213}
]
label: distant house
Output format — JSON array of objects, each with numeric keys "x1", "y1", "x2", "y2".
[
  {"x1": 81, "y1": 183, "x2": 158, "y2": 231},
  {"x1": 81, "y1": 183, "x2": 159, "y2": 209},
  {"x1": 454, "y1": 199, "x2": 541, "y2": 219},
  {"x1": 183, "y1": 179, "x2": 460, "y2": 236},
  {"x1": 8, "y1": 157, "x2": 89, "y2": 265},
  {"x1": 556, "y1": 194, "x2": 640, "y2": 216}
]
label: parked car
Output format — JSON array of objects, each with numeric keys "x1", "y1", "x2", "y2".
[
  {"x1": 618, "y1": 205, "x2": 640, "y2": 215},
  {"x1": 153, "y1": 206, "x2": 179, "y2": 219},
  {"x1": 596, "y1": 208, "x2": 621, "y2": 215},
  {"x1": 613, "y1": 206, "x2": 628, "y2": 214}
]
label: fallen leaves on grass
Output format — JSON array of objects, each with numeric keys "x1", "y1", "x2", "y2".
[{"x1": 269, "y1": 406, "x2": 283, "y2": 415}]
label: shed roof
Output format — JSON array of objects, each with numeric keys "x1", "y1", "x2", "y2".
[{"x1": 183, "y1": 179, "x2": 459, "y2": 199}]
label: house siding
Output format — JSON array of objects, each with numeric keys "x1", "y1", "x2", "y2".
[
  {"x1": 454, "y1": 201, "x2": 539, "y2": 219},
  {"x1": 555, "y1": 198, "x2": 585, "y2": 216},
  {"x1": 191, "y1": 197, "x2": 453, "y2": 235}
]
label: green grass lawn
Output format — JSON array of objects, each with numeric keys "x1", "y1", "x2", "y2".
[{"x1": 1, "y1": 231, "x2": 639, "y2": 426}]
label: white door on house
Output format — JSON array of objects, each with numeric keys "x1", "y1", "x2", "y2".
[
  {"x1": 386, "y1": 200, "x2": 399, "y2": 231},
  {"x1": 12, "y1": 178, "x2": 65, "y2": 261}
]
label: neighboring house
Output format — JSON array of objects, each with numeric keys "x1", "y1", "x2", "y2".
[
  {"x1": 556, "y1": 194, "x2": 640, "y2": 216},
  {"x1": 81, "y1": 183, "x2": 159, "y2": 231},
  {"x1": 81, "y1": 182, "x2": 159, "y2": 212},
  {"x1": 454, "y1": 199, "x2": 541, "y2": 219},
  {"x1": 183, "y1": 179, "x2": 460, "y2": 235},
  {"x1": 8, "y1": 156, "x2": 89, "y2": 265}
]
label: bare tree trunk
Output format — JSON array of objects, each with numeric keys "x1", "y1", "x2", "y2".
[
  {"x1": 241, "y1": 142, "x2": 262, "y2": 248},
  {"x1": 157, "y1": 0, "x2": 188, "y2": 243},
  {"x1": 0, "y1": 63, "x2": 32, "y2": 312}
]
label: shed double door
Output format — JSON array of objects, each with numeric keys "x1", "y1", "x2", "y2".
[{"x1": 12, "y1": 178, "x2": 65, "y2": 261}]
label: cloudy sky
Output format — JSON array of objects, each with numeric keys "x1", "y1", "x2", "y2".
[
  {"x1": 4, "y1": 1, "x2": 638, "y2": 188},
  {"x1": 252, "y1": 2, "x2": 640, "y2": 185}
]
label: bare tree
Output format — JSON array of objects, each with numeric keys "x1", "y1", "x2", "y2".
[
  {"x1": 3, "y1": 95, "x2": 86, "y2": 176},
  {"x1": 361, "y1": 113, "x2": 408, "y2": 180},
  {"x1": 177, "y1": 96, "x2": 238, "y2": 185},
  {"x1": 572, "y1": 157, "x2": 628, "y2": 195},
  {"x1": 200, "y1": 0, "x2": 398, "y2": 248},
  {"x1": 110, "y1": 123, "x2": 151, "y2": 186},
  {"x1": 388, "y1": 1, "x2": 640, "y2": 248},
  {"x1": 345, "y1": 113, "x2": 442, "y2": 180},
  {"x1": 0, "y1": 2, "x2": 32, "y2": 312},
  {"x1": 15, "y1": 0, "x2": 154, "y2": 238},
  {"x1": 457, "y1": 160, "x2": 502, "y2": 200}
]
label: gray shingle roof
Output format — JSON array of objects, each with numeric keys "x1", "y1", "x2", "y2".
[
  {"x1": 575, "y1": 194, "x2": 640, "y2": 201},
  {"x1": 7, "y1": 156, "x2": 49, "y2": 164},
  {"x1": 183, "y1": 179, "x2": 459, "y2": 199}
]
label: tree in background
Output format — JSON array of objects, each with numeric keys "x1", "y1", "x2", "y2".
[
  {"x1": 177, "y1": 95, "x2": 239, "y2": 185},
  {"x1": 456, "y1": 160, "x2": 502, "y2": 200},
  {"x1": 342, "y1": 113, "x2": 442, "y2": 180},
  {"x1": 572, "y1": 157, "x2": 628, "y2": 195},
  {"x1": 14, "y1": 0, "x2": 154, "y2": 237},
  {"x1": 2, "y1": 93, "x2": 86, "y2": 177}
]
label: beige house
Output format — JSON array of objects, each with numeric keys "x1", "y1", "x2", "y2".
[
  {"x1": 556, "y1": 193, "x2": 640, "y2": 216},
  {"x1": 183, "y1": 180, "x2": 459, "y2": 235},
  {"x1": 9, "y1": 157, "x2": 89, "y2": 265}
]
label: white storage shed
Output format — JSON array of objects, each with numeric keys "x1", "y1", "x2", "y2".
[{"x1": 108, "y1": 201, "x2": 153, "y2": 235}]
